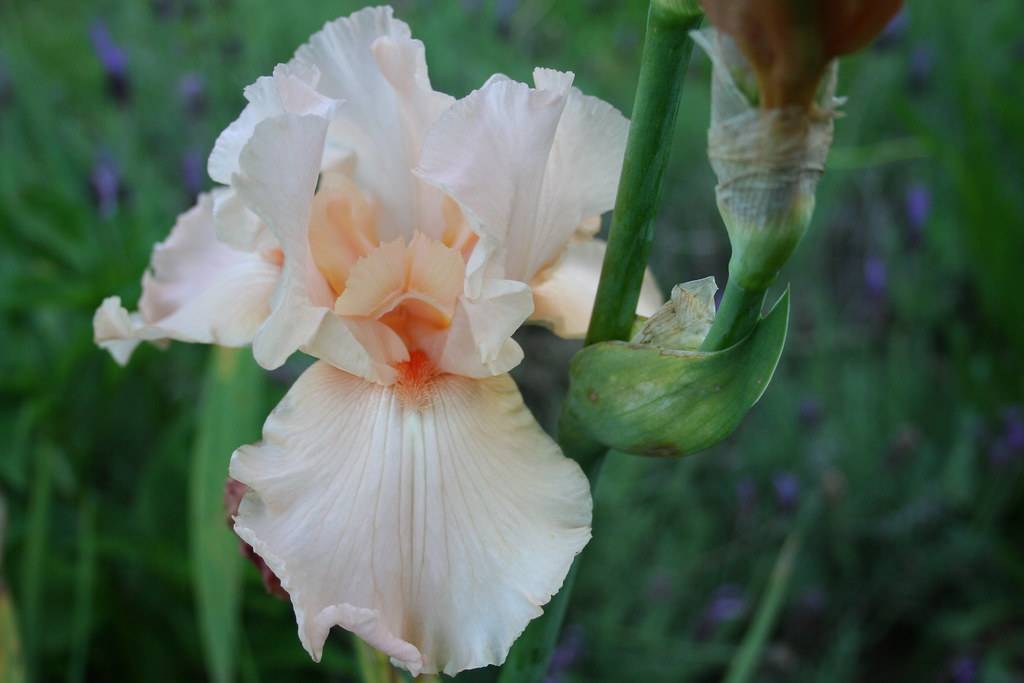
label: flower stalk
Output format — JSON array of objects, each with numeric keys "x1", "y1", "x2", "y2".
[
  {"x1": 584, "y1": 1, "x2": 704, "y2": 347},
  {"x1": 499, "y1": 3, "x2": 703, "y2": 681}
]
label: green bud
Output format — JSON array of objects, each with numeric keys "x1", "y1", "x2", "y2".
[
  {"x1": 563, "y1": 286, "x2": 789, "y2": 458},
  {"x1": 694, "y1": 28, "x2": 838, "y2": 290}
]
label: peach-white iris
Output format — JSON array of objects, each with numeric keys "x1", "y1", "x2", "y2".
[{"x1": 93, "y1": 6, "x2": 660, "y2": 676}]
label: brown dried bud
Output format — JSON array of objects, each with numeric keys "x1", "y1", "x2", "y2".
[{"x1": 701, "y1": 0, "x2": 902, "y2": 108}]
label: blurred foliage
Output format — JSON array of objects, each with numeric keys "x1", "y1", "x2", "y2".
[{"x1": 0, "y1": 0, "x2": 1022, "y2": 682}]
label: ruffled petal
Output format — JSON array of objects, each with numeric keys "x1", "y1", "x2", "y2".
[
  {"x1": 293, "y1": 6, "x2": 454, "y2": 241},
  {"x1": 416, "y1": 69, "x2": 628, "y2": 284},
  {"x1": 209, "y1": 62, "x2": 333, "y2": 185},
  {"x1": 211, "y1": 187, "x2": 277, "y2": 253},
  {"x1": 209, "y1": 63, "x2": 337, "y2": 251},
  {"x1": 230, "y1": 362, "x2": 591, "y2": 676},
  {"x1": 530, "y1": 238, "x2": 663, "y2": 339},
  {"x1": 93, "y1": 296, "x2": 142, "y2": 365},
  {"x1": 433, "y1": 279, "x2": 533, "y2": 378},
  {"x1": 233, "y1": 112, "x2": 405, "y2": 382},
  {"x1": 92, "y1": 194, "x2": 279, "y2": 364}
]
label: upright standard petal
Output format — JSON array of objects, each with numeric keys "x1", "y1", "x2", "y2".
[
  {"x1": 92, "y1": 194, "x2": 279, "y2": 364},
  {"x1": 416, "y1": 69, "x2": 629, "y2": 284},
  {"x1": 209, "y1": 63, "x2": 337, "y2": 250},
  {"x1": 233, "y1": 113, "x2": 406, "y2": 382},
  {"x1": 230, "y1": 361, "x2": 592, "y2": 676},
  {"x1": 293, "y1": 6, "x2": 454, "y2": 241},
  {"x1": 530, "y1": 239, "x2": 663, "y2": 339}
]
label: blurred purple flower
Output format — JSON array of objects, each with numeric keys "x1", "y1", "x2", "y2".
[
  {"x1": 772, "y1": 471, "x2": 800, "y2": 511},
  {"x1": 990, "y1": 406, "x2": 1024, "y2": 467},
  {"x1": 697, "y1": 584, "x2": 747, "y2": 638},
  {"x1": 875, "y1": 9, "x2": 908, "y2": 49},
  {"x1": 707, "y1": 585, "x2": 746, "y2": 622},
  {"x1": 495, "y1": 0, "x2": 519, "y2": 38},
  {"x1": 181, "y1": 148, "x2": 205, "y2": 201},
  {"x1": 89, "y1": 152, "x2": 122, "y2": 218},
  {"x1": 178, "y1": 73, "x2": 207, "y2": 118},
  {"x1": 905, "y1": 183, "x2": 931, "y2": 245},
  {"x1": 864, "y1": 255, "x2": 888, "y2": 300},
  {"x1": 989, "y1": 439, "x2": 1013, "y2": 467},
  {"x1": 908, "y1": 46, "x2": 934, "y2": 93},
  {"x1": 798, "y1": 396, "x2": 822, "y2": 430},
  {"x1": 736, "y1": 476, "x2": 757, "y2": 517},
  {"x1": 798, "y1": 587, "x2": 826, "y2": 614},
  {"x1": 89, "y1": 20, "x2": 131, "y2": 104},
  {"x1": 1002, "y1": 406, "x2": 1024, "y2": 452},
  {"x1": 949, "y1": 655, "x2": 978, "y2": 683},
  {"x1": 544, "y1": 624, "x2": 585, "y2": 683}
]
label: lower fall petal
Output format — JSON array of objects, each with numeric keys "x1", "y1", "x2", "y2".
[{"x1": 229, "y1": 361, "x2": 592, "y2": 676}]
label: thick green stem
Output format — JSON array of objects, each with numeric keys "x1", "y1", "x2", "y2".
[
  {"x1": 499, "y1": 4, "x2": 702, "y2": 682},
  {"x1": 699, "y1": 279, "x2": 767, "y2": 351},
  {"x1": 584, "y1": 2, "x2": 703, "y2": 346}
]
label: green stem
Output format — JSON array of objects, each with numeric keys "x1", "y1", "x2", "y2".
[
  {"x1": 584, "y1": 1, "x2": 704, "y2": 346},
  {"x1": 699, "y1": 279, "x2": 766, "y2": 351},
  {"x1": 499, "y1": 4, "x2": 702, "y2": 682},
  {"x1": 354, "y1": 636, "x2": 402, "y2": 683}
]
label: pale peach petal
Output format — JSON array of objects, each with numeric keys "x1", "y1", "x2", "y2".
[
  {"x1": 334, "y1": 238, "x2": 408, "y2": 318},
  {"x1": 211, "y1": 187, "x2": 277, "y2": 253},
  {"x1": 416, "y1": 69, "x2": 628, "y2": 283},
  {"x1": 334, "y1": 233, "x2": 465, "y2": 327},
  {"x1": 308, "y1": 173, "x2": 378, "y2": 294},
  {"x1": 433, "y1": 279, "x2": 533, "y2": 378},
  {"x1": 230, "y1": 362, "x2": 591, "y2": 676},
  {"x1": 93, "y1": 297, "x2": 142, "y2": 365},
  {"x1": 234, "y1": 112, "x2": 405, "y2": 382},
  {"x1": 530, "y1": 238, "x2": 663, "y2": 339},
  {"x1": 209, "y1": 63, "x2": 336, "y2": 251},
  {"x1": 415, "y1": 73, "x2": 567, "y2": 282},
  {"x1": 294, "y1": 7, "x2": 453, "y2": 241},
  {"x1": 405, "y1": 232, "x2": 465, "y2": 324},
  {"x1": 92, "y1": 194, "x2": 279, "y2": 364},
  {"x1": 208, "y1": 62, "x2": 332, "y2": 186}
]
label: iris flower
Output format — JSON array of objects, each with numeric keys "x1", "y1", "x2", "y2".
[{"x1": 94, "y1": 6, "x2": 659, "y2": 675}]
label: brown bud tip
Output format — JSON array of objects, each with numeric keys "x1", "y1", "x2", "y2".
[{"x1": 701, "y1": 0, "x2": 903, "y2": 108}]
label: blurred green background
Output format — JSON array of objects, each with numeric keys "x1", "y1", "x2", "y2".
[{"x1": 2, "y1": 0, "x2": 1023, "y2": 681}]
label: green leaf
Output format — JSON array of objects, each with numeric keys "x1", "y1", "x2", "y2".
[
  {"x1": 723, "y1": 498, "x2": 811, "y2": 683},
  {"x1": 190, "y1": 348, "x2": 266, "y2": 683},
  {"x1": 0, "y1": 585, "x2": 25, "y2": 683},
  {"x1": 1, "y1": 493, "x2": 25, "y2": 683},
  {"x1": 68, "y1": 495, "x2": 97, "y2": 683},
  {"x1": 19, "y1": 442, "x2": 55, "y2": 676},
  {"x1": 565, "y1": 290, "x2": 789, "y2": 457}
]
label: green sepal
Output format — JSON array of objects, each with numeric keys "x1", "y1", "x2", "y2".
[{"x1": 564, "y1": 289, "x2": 790, "y2": 458}]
